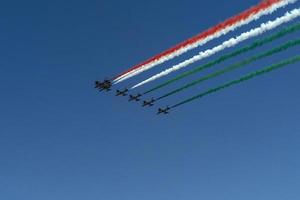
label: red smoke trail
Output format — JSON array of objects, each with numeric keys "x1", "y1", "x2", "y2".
[{"x1": 113, "y1": 0, "x2": 281, "y2": 80}]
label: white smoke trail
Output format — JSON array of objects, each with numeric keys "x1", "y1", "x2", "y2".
[
  {"x1": 131, "y1": 8, "x2": 300, "y2": 89},
  {"x1": 114, "y1": 0, "x2": 297, "y2": 83}
]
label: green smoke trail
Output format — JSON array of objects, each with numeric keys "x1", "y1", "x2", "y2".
[
  {"x1": 157, "y1": 39, "x2": 300, "y2": 100},
  {"x1": 143, "y1": 22, "x2": 300, "y2": 95},
  {"x1": 171, "y1": 55, "x2": 300, "y2": 109}
]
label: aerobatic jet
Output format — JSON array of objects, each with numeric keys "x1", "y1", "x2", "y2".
[
  {"x1": 95, "y1": 80, "x2": 112, "y2": 91},
  {"x1": 94, "y1": 80, "x2": 105, "y2": 89},
  {"x1": 142, "y1": 98, "x2": 156, "y2": 107},
  {"x1": 115, "y1": 88, "x2": 129, "y2": 96},
  {"x1": 129, "y1": 94, "x2": 142, "y2": 102},
  {"x1": 157, "y1": 106, "x2": 170, "y2": 115}
]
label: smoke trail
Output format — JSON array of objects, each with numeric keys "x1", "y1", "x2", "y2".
[
  {"x1": 171, "y1": 55, "x2": 300, "y2": 108},
  {"x1": 114, "y1": 0, "x2": 297, "y2": 83},
  {"x1": 130, "y1": 8, "x2": 300, "y2": 89},
  {"x1": 114, "y1": 0, "x2": 296, "y2": 83},
  {"x1": 143, "y1": 22, "x2": 300, "y2": 95},
  {"x1": 157, "y1": 39, "x2": 300, "y2": 100}
]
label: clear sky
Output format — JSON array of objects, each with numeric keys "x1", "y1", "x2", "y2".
[{"x1": 1, "y1": 0, "x2": 300, "y2": 200}]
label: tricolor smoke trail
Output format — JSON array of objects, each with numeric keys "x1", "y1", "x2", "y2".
[
  {"x1": 156, "y1": 39, "x2": 300, "y2": 101},
  {"x1": 131, "y1": 8, "x2": 300, "y2": 89},
  {"x1": 171, "y1": 55, "x2": 300, "y2": 109},
  {"x1": 114, "y1": 0, "x2": 296, "y2": 83},
  {"x1": 143, "y1": 22, "x2": 300, "y2": 95}
]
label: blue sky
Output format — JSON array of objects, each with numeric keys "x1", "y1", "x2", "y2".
[{"x1": 1, "y1": 0, "x2": 300, "y2": 199}]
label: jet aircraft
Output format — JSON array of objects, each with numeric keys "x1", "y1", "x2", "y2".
[
  {"x1": 157, "y1": 106, "x2": 170, "y2": 115},
  {"x1": 129, "y1": 94, "x2": 142, "y2": 102},
  {"x1": 116, "y1": 88, "x2": 129, "y2": 96},
  {"x1": 95, "y1": 80, "x2": 112, "y2": 91},
  {"x1": 142, "y1": 98, "x2": 156, "y2": 107}
]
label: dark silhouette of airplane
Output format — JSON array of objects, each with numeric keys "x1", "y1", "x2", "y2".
[
  {"x1": 95, "y1": 80, "x2": 112, "y2": 92},
  {"x1": 142, "y1": 98, "x2": 155, "y2": 107},
  {"x1": 129, "y1": 94, "x2": 142, "y2": 102},
  {"x1": 116, "y1": 88, "x2": 128, "y2": 96},
  {"x1": 157, "y1": 106, "x2": 170, "y2": 115},
  {"x1": 94, "y1": 80, "x2": 109, "y2": 88},
  {"x1": 95, "y1": 80, "x2": 104, "y2": 89}
]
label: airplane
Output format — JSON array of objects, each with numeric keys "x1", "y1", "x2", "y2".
[
  {"x1": 95, "y1": 81, "x2": 104, "y2": 89},
  {"x1": 142, "y1": 98, "x2": 156, "y2": 107},
  {"x1": 95, "y1": 80, "x2": 109, "y2": 89},
  {"x1": 157, "y1": 106, "x2": 170, "y2": 115},
  {"x1": 129, "y1": 94, "x2": 142, "y2": 102},
  {"x1": 95, "y1": 80, "x2": 112, "y2": 92},
  {"x1": 116, "y1": 88, "x2": 129, "y2": 96}
]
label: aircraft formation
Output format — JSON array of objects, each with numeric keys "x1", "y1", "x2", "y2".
[
  {"x1": 94, "y1": 81, "x2": 169, "y2": 115},
  {"x1": 95, "y1": 0, "x2": 300, "y2": 115}
]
